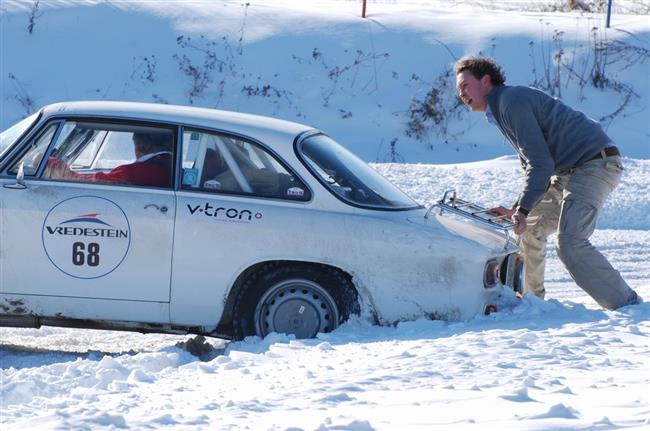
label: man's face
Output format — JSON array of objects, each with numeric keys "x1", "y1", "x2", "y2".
[
  {"x1": 456, "y1": 70, "x2": 492, "y2": 112},
  {"x1": 133, "y1": 138, "x2": 146, "y2": 159}
]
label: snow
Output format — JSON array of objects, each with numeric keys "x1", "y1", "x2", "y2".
[
  {"x1": 2, "y1": 161, "x2": 649, "y2": 430},
  {"x1": 2, "y1": 0, "x2": 649, "y2": 163},
  {"x1": 374, "y1": 157, "x2": 650, "y2": 230},
  {"x1": 1, "y1": 1, "x2": 649, "y2": 430}
]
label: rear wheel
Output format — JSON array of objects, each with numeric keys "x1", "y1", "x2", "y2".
[{"x1": 233, "y1": 263, "x2": 358, "y2": 339}]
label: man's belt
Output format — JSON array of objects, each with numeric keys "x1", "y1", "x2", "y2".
[{"x1": 588, "y1": 146, "x2": 620, "y2": 162}]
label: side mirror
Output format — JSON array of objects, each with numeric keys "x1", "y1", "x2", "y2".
[{"x1": 4, "y1": 162, "x2": 27, "y2": 190}]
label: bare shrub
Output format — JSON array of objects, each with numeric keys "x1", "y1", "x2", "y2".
[
  {"x1": 405, "y1": 69, "x2": 466, "y2": 149},
  {"x1": 240, "y1": 79, "x2": 303, "y2": 117},
  {"x1": 448, "y1": 0, "x2": 648, "y2": 14},
  {"x1": 529, "y1": 25, "x2": 565, "y2": 98},
  {"x1": 530, "y1": 21, "x2": 647, "y2": 127},
  {"x1": 8, "y1": 73, "x2": 36, "y2": 115},
  {"x1": 27, "y1": 1, "x2": 42, "y2": 35},
  {"x1": 173, "y1": 35, "x2": 226, "y2": 104},
  {"x1": 376, "y1": 137, "x2": 405, "y2": 163},
  {"x1": 131, "y1": 55, "x2": 157, "y2": 85},
  {"x1": 303, "y1": 47, "x2": 390, "y2": 107}
]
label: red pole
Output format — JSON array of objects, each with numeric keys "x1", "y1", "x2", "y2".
[{"x1": 362, "y1": 0, "x2": 367, "y2": 18}]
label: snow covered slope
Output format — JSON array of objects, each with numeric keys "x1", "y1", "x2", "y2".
[{"x1": 2, "y1": 0, "x2": 649, "y2": 163}]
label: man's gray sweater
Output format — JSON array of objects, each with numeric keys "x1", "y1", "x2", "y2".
[{"x1": 486, "y1": 85, "x2": 612, "y2": 211}]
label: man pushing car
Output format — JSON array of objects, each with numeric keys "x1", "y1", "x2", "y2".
[{"x1": 454, "y1": 56, "x2": 640, "y2": 310}]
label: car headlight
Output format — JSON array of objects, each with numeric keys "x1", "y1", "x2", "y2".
[{"x1": 483, "y1": 259, "x2": 501, "y2": 288}]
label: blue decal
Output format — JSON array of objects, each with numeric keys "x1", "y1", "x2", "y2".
[{"x1": 182, "y1": 168, "x2": 199, "y2": 186}]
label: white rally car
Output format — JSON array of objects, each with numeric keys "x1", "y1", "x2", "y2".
[{"x1": 0, "y1": 101, "x2": 522, "y2": 339}]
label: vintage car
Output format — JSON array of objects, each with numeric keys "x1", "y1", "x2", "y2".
[{"x1": 0, "y1": 101, "x2": 523, "y2": 339}]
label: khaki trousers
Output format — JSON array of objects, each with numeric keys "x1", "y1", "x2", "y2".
[{"x1": 519, "y1": 155, "x2": 636, "y2": 310}]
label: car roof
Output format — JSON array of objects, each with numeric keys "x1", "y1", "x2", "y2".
[{"x1": 41, "y1": 101, "x2": 314, "y2": 142}]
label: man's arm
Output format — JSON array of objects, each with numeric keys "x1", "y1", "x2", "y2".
[
  {"x1": 500, "y1": 96, "x2": 554, "y2": 213},
  {"x1": 44, "y1": 157, "x2": 126, "y2": 184},
  {"x1": 90, "y1": 165, "x2": 130, "y2": 184}
]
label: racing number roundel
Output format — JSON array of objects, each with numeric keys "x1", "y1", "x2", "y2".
[{"x1": 42, "y1": 196, "x2": 131, "y2": 279}]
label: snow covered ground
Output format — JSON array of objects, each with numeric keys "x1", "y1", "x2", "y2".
[
  {"x1": 1, "y1": 159, "x2": 648, "y2": 430},
  {"x1": 1, "y1": 1, "x2": 649, "y2": 429}
]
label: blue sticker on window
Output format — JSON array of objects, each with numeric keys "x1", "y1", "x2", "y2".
[{"x1": 183, "y1": 168, "x2": 199, "y2": 186}]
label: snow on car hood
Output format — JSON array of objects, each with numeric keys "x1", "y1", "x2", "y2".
[{"x1": 408, "y1": 211, "x2": 518, "y2": 255}]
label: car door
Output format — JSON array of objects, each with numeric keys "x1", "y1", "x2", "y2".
[
  {"x1": 0, "y1": 118, "x2": 176, "y2": 323},
  {"x1": 170, "y1": 128, "x2": 312, "y2": 326}
]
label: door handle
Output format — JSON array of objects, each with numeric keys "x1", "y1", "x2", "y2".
[{"x1": 144, "y1": 204, "x2": 168, "y2": 213}]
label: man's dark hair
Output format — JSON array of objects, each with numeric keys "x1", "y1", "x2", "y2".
[
  {"x1": 454, "y1": 57, "x2": 506, "y2": 85},
  {"x1": 133, "y1": 131, "x2": 173, "y2": 153}
]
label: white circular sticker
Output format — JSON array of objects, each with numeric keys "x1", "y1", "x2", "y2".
[{"x1": 42, "y1": 196, "x2": 131, "y2": 279}]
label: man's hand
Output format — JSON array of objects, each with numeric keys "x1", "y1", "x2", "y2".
[
  {"x1": 488, "y1": 206, "x2": 516, "y2": 218},
  {"x1": 511, "y1": 211, "x2": 528, "y2": 235},
  {"x1": 43, "y1": 156, "x2": 72, "y2": 180}
]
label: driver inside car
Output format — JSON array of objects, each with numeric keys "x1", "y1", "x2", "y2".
[{"x1": 44, "y1": 131, "x2": 173, "y2": 188}]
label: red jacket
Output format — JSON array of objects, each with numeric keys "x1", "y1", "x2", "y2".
[
  {"x1": 91, "y1": 153, "x2": 172, "y2": 187},
  {"x1": 48, "y1": 153, "x2": 172, "y2": 188}
]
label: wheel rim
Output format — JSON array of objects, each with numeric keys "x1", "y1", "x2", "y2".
[
  {"x1": 254, "y1": 278, "x2": 339, "y2": 339},
  {"x1": 514, "y1": 260, "x2": 525, "y2": 293}
]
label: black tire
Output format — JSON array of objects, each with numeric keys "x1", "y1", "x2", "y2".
[
  {"x1": 513, "y1": 257, "x2": 525, "y2": 294},
  {"x1": 232, "y1": 263, "x2": 359, "y2": 340}
]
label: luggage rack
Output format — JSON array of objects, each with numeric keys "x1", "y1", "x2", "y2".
[{"x1": 426, "y1": 190, "x2": 517, "y2": 249}]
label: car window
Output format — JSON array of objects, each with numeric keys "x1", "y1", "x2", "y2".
[
  {"x1": 40, "y1": 121, "x2": 175, "y2": 188},
  {"x1": 9, "y1": 123, "x2": 59, "y2": 176},
  {"x1": 299, "y1": 133, "x2": 419, "y2": 209},
  {"x1": 181, "y1": 129, "x2": 309, "y2": 201}
]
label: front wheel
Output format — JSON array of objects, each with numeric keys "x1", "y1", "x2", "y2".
[
  {"x1": 233, "y1": 263, "x2": 359, "y2": 340},
  {"x1": 513, "y1": 259, "x2": 525, "y2": 294}
]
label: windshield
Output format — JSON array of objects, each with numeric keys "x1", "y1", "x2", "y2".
[
  {"x1": 0, "y1": 113, "x2": 40, "y2": 158},
  {"x1": 298, "y1": 133, "x2": 419, "y2": 210}
]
